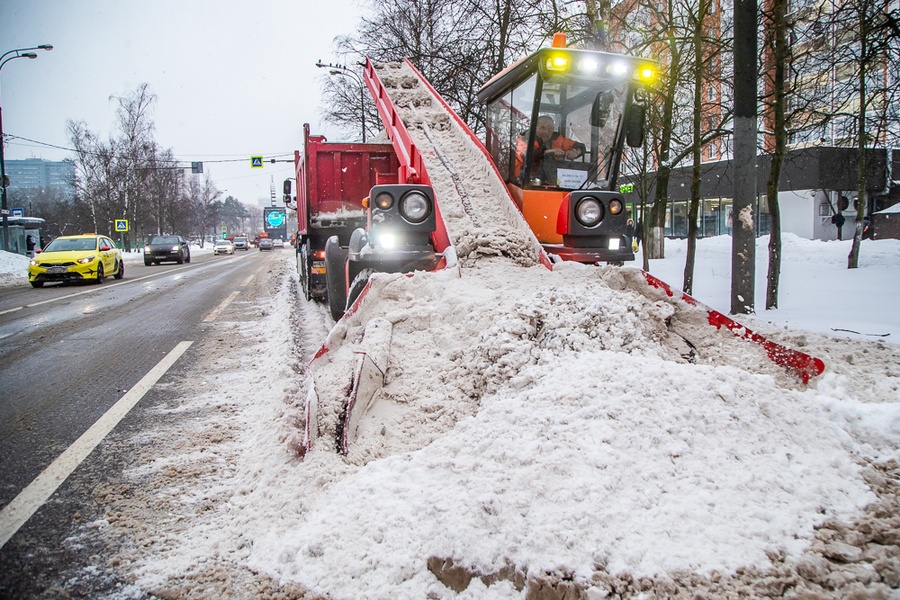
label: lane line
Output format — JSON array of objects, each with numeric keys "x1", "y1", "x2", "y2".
[
  {"x1": 240, "y1": 274, "x2": 254, "y2": 287},
  {"x1": 203, "y1": 291, "x2": 240, "y2": 322},
  {"x1": 0, "y1": 340, "x2": 193, "y2": 549}
]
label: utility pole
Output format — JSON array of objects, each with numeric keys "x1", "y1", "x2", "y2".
[{"x1": 731, "y1": 0, "x2": 757, "y2": 314}]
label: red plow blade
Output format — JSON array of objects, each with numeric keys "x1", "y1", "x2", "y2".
[{"x1": 642, "y1": 271, "x2": 825, "y2": 385}]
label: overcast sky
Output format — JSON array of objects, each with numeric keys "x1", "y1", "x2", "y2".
[{"x1": 0, "y1": 0, "x2": 366, "y2": 206}]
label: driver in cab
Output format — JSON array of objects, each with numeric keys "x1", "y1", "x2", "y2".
[
  {"x1": 516, "y1": 115, "x2": 585, "y2": 182},
  {"x1": 535, "y1": 115, "x2": 584, "y2": 161}
]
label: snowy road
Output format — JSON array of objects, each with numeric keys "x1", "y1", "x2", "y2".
[{"x1": 0, "y1": 249, "x2": 286, "y2": 596}]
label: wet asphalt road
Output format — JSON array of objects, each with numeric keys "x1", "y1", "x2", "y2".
[{"x1": 0, "y1": 248, "x2": 271, "y2": 597}]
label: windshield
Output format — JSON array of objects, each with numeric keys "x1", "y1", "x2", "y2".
[
  {"x1": 150, "y1": 236, "x2": 180, "y2": 244},
  {"x1": 485, "y1": 74, "x2": 632, "y2": 191},
  {"x1": 44, "y1": 238, "x2": 97, "y2": 252}
]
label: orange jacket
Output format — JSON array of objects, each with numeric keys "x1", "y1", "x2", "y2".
[{"x1": 515, "y1": 134, "x2": 582, "y2": 178}]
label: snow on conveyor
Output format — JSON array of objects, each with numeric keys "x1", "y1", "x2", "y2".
[{"x1": 373, "y1": 61, "x2": 546, "y2": 267}]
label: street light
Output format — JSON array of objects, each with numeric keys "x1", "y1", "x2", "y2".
[
  {"x1": 1, "y1": 44, "x2": 53, "y2": 253},
  {"x1": 316, "y1": 60, "x2": 367, "y2": 143}
]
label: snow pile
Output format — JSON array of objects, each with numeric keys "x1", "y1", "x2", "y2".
[
  {"x1": 0, "y1": 251, "x2": 30, "y2": 287},
  {"x1": 79, "y1": 241, "x2": 900, "y2": 599},
  {"x1": 256, "y1": 257, "x2": 887, "y2": 598}
]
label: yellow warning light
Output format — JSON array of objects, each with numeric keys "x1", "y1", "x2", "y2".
[
  {"x1": 635, "y1": 65, "x2": 656, "y2": 81},
  {"x1": 545, "y1": 54, "x2": 570, "y2": 72}
]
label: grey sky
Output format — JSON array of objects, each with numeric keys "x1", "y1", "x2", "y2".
[{"x1": 0, "y1": 0, "x2": 364, "y2": 206}]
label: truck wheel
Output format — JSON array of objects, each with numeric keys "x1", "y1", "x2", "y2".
[
  {"x1": 324, "y1": 236, "x2": 348, "y2": 321},
  {"x1": 346, "y1": 268, "x2": 373, "y2": 312},
  {"x1": 299, "y1": 241, "x2": 311, "y2": 301}
]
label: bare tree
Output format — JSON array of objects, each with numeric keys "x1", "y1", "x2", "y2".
[
  {"x1": 787, "y1": 0, "x2": 900, "y2": 268},
  {"x1": 760, "y1": 0, "x2": 789, "y2": 309},
  {"x1": 683, "y1": 0, "x2": 712, "y2": 295},
  {"x1": 322, "y1": 0, "x2": 552, "y2": 138},
  {"x1": 65, "y1": 84, "x2": 222, "y2": 246}
]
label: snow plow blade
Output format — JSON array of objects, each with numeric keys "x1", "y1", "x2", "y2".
[
  {"x1": 337, "y1": 317, "x2": 392, "y2": 455},
  {"x1": 641, "y1": 271, "x2": 825, "y2": 384}
]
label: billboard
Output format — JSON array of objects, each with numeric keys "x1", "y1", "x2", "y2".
[{"x1": 264, "y1": 207, "x2": 288, "y2": 241}]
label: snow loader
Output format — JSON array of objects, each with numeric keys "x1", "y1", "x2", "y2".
[{"x1": 294, "y1": 36, "x2": 825, "y2": 458}]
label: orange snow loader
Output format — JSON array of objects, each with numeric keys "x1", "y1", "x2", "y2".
[{"x1": 295, "y1": 36, "x2": 824, "y2": 457}]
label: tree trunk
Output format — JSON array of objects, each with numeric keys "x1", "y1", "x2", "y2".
[
  {"x1": 684, "y1": 0, "x2": 709, "y2": 296},
  {"x1": 647, "y1": 166, "x2": 671, "y2": 259},
  {"x1": 848, "y1": 2, "x2": 869, "y2": 269},
  {"x1": 765, "y1": 0, "x2": 787, "y2": 310}
]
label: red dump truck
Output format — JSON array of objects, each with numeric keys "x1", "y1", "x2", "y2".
[
  {"x1": 286, "y1": 124, "x2": 399, "y2": 303},
  {"x1": 284, "y1": 121, "x2": 451, "y2": 320}
]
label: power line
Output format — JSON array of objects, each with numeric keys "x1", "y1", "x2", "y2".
[{"x1": 2, "y1": 133, "x2": 295, "y2": 164}]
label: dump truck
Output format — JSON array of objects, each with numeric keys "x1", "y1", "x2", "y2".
[{"x1": 284, "y1": 119, "x2": 454, "y2": 321}]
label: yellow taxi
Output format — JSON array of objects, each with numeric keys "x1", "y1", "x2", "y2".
[{"x1": 28, "y1": 233, "x2": 125, "y2": 288}]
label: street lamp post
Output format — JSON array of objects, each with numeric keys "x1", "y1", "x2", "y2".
[
  {"x1": 0, "y1": 44, "x2": 53, "y2": 253},
  {"x1": 315, "y1": 61, "x2": 367, "y2": 143}
]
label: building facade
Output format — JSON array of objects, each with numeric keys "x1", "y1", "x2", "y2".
[
  {"x1": 4, "y1": 158, "x2": 75, "y2": 193},
  {"x1": 624, "y1": 147, "x2": 899, "y2": 240}
]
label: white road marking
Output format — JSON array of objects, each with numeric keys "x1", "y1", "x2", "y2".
[
  {"x1": 0, "y1": 340, "x2": 193, "y2": 549},
  {"x1": 203, "y1": 290, "x2": 240, "y2": 322}
]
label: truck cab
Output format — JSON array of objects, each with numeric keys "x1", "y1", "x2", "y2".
[{"x1": 477, "y1": 33, "x2": 655, "y2": 263}]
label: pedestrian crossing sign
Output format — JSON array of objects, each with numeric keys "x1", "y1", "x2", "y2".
[
  {"x1": 251, "y1": 156, "x2": 264, "y2": 168},
  {"x1": 115, "y1": 219, "x2": 129, "y2": 232}
]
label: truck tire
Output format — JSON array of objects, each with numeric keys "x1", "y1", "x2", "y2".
[
  {"x1": 324, "y1": 236, "x2": 348, "y2": 321},
  {"x1": 299, "y1": 240, "x2": 311, "y2": 302}
]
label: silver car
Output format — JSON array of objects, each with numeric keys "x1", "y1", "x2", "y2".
[{"x1": 213, "y1": 239, "x2": 235, "y2": 255}]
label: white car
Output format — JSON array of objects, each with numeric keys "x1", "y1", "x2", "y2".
[
  {"x1": 213, "y1": 239, "x2": 235, "y2": 255},
  {"x1": 272, "y1": 238, "x2": 285, "y2": 248}
]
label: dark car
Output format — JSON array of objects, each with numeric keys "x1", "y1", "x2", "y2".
[
  {"x1": 144, "y1": 234, "x2": 191, "y2": 265},
  {"x1": 258, "y1": 238, "x2": 274, "y2": 251}
]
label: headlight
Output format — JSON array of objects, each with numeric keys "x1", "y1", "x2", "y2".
[
  {"x1": 400, "y1": 191, "x2": 431, "y2": 223},
  {"x1": 171, "y1": 245, "x2": 180, "y2": 251},
  {"x1": 374, "y1": 192, "x2": 394, "y2": 210},
  {"x1": 575, "y1": 197, "x2": 603, "y2": 227},
  {"x1": 608, "y1": 199, "x2": 624, "y2": 215},
  {"x1": 30, "y1": 259, "x2": 38, "y2": 266},
  {"x1": 377, "y1": 231, "x2": 397, "y2": 249},
  {"x1": 607, "y1": 61, "x2": 629, "y2": 76},
  {"x1": 609, "y1": 238, "x2": 621, "y2": 250},
  {"x1": 577, "y1": 58, "x2": 599, "y2": 74},
  {"x1": 77, "y1": 255, "x2": 96, "y2": 264}
]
